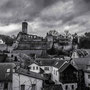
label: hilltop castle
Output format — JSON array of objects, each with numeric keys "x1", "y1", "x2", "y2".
[
  {"x1": 13, "y1": 21, "x2": 79, "y2": 58},
  {"x1": 13, "y1": 21, "x2": 48, "y2": 57}
]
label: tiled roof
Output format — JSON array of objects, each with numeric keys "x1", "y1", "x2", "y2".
[
  {"x1": 73, "y1": 57, "x2": 90, "y2": 70},
  {"x1": 36, "y1": 58, "x2": 67, "y2": 68},
  {"x1": 53, "y1": 60, "x2": 66, "y2": 68},
  {"x1": 37, "y1": 59, "x2": 57, "y2": 66},
  {"x1": 16, "y1": 68, "x2": 44, "y2": 80}
]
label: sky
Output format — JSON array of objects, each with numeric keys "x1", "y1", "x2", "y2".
[{"x1": 0, "y1": 0, "x2": 90, "y2": 36}]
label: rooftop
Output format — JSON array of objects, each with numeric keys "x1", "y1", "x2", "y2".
[{"x1": 0, "y1": 63, "x2": 44, "y2": 82}]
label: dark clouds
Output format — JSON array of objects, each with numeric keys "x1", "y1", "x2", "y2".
[
  {"x1": 0, "y1": 0, "x2": 60, "y2": 25},
  {"x1": 0, "y1": 0, "x2": 90, "y2": 36}
]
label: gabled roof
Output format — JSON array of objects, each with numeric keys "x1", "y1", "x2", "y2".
[
  {"x1": 38, "y1": 59, "x2": 57, "y2": 66},
  {"x1": 59, "y1": 63, "x2": 77, "y2": 72},
  {"x1": 36, "y1": 58, "x2": 68, "y2": 68},
  {"x1": 29, "y1": 61, "x2": 40, "y2": 66},
  {"x1": 16, "y1": 68, "x2": 44, "y2": 80}
]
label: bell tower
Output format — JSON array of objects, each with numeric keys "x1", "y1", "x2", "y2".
[{"x1": 22, "y1": 20, "x2": 28, "y2": 34}]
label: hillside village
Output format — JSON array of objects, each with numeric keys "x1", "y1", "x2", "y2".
[{"x1": 0, "y1": 21, "x2": 90, "y2": 90}]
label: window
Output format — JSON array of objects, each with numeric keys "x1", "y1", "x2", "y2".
[
  {"x1": 56, "y1": 71, "x2": 57, "y2": 75},
  {"x1": 33, "y1": 66, "x2": 35, "y2": 70},
  {"x1": 54, "y1": 70, "x2": 55, "y2": 74},
  {"x1": 88, "y1": 75, "x2": 90, "y2": 79},
  {"x1": 21, "y1": 84, "x2": 25, "y2": 90},
  {"x1": 44, "y1": 67, "x2": 49, "y2": 70},
  {"x1": 88, "y1": 83, "x2": 90, "y2": 87},
  {"x1": 86, "y1": 65, "x2": 90, "y2": 69},
  {"x1": 36, "y1": 67, "x2": 38, "y2": 70},
  {"x1": 0, "y1": 83, "x2": 3, "y2": 87},
  {"x1": 4, "y1": 82, "x2": 8, "y2": 89},
  {"x1": 71, "y1": 85, "x2": 74, "y2": 90},
  {"x1": 65, "y1": 85, "x2": 68, "y2": 90},
  {"x1": 31, "y1": 84, "x2": 36, "y2": 90},
  {"x1": 7, "y1": 68, "x2": 10, "y2": 73},
  {"x1": 11, "y1": 55, "x2": 13, "y2": 57}
]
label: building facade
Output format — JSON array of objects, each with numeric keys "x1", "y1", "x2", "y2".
[{"x1": 0, "y1": 63, "x2": 44, "y2": 90}]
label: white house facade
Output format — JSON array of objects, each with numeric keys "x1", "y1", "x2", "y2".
[
  {"x1": 13, "y1": 72, "x2": 43, "y2": 90},
  {"x1": 0, "y1": 63, "x2": 44, "y2": 90},
  {"x1": 29, "y1": 63, "x2": 40, "y2": 73}
]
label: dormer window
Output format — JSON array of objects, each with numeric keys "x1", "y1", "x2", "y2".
[
  {"x1": 33, "y1": 66, "x2": 35, "y2": 70},
  {"x1": 36, "y1": 67, "x2": 38, "y2": 70}
]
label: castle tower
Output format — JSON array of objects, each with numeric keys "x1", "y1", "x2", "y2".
[{"x1": 22, "y1": 20, "x2": 28, "y2": 34}]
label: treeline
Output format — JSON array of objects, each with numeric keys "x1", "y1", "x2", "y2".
[
  {"x1": 0, "y1": 35, "x2": 15, "y2": 46},
  {"x1": 79, "y1": 32, "x2": 90, "y2": 49}
]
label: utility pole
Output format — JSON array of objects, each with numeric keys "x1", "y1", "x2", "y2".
[{"x1": 19, "y1": 53, "x2": 22, "y2": 90}]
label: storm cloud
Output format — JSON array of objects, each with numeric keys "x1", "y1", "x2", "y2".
[{"x1": 0, "y1": 0, "x2": 90, "y2": 36}]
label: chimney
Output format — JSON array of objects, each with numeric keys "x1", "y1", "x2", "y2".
[{"x1": 22, "y1": 20, "x2": 28, "y2": 34}]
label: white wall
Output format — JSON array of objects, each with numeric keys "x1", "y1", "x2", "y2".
[
  {"x1": 41, "y1": 66, "x2": 60, "y2": 84},
  {"x1": 13, "y1": 73, "x2": 43, "y2": 90},
  {"x1": 29, "y1": 63, "x2": 40, "y2": 73},
  {"x1": 51, "y1": 67, "x2": 59, "y2": 84}
]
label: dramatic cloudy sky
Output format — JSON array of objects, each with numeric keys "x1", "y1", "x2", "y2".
[{"x1": 0, "y1": 0, "x2": 90, "y2": 36}]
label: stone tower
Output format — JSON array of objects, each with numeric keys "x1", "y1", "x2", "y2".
[{"x1": 22, "y1": 20, "x2": 28, "y2": 34}]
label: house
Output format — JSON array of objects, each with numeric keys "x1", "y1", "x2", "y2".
[
  {"x1": 58, "y1": 63, "x2": 78, "y2": 90},
  {"x1": 0, "y1": 39, "x2": 7, "y2": 51},
  {"x1": 0, "y1": 63, "x2": 44, "y2": 90},
  {"x1": 28, "y1": 62, "x2": 41, "y2": 73},
  {"x1": 36, "y1": 58, "x2": 67, "y2": 84},
  {"x1": 71, "y1": 57, "x2": 90, "y2": 90},
  {"x1": 35, "y1": 58, "x2": 78, "y2": 90},
  {"x1": 0, "y1": 39, "x2": 5, "y2": 44},
  {"x1": 52, "y1": 60, "x2": 67, "y2": 84},
  {"x1": 71, "y1": 49, "x2": 88, "y2": 59},
  {"x1": 84, "y1": 60, "x2": 90, "y2": 88}
]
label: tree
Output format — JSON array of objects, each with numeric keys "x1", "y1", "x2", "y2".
[{"x1": 79, "y1": 32, "x2": 90, "y2": 49}]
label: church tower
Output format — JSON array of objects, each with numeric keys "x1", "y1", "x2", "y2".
[{"x1": 22, "y1": 20, "x2": 28, "y2": 34}]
